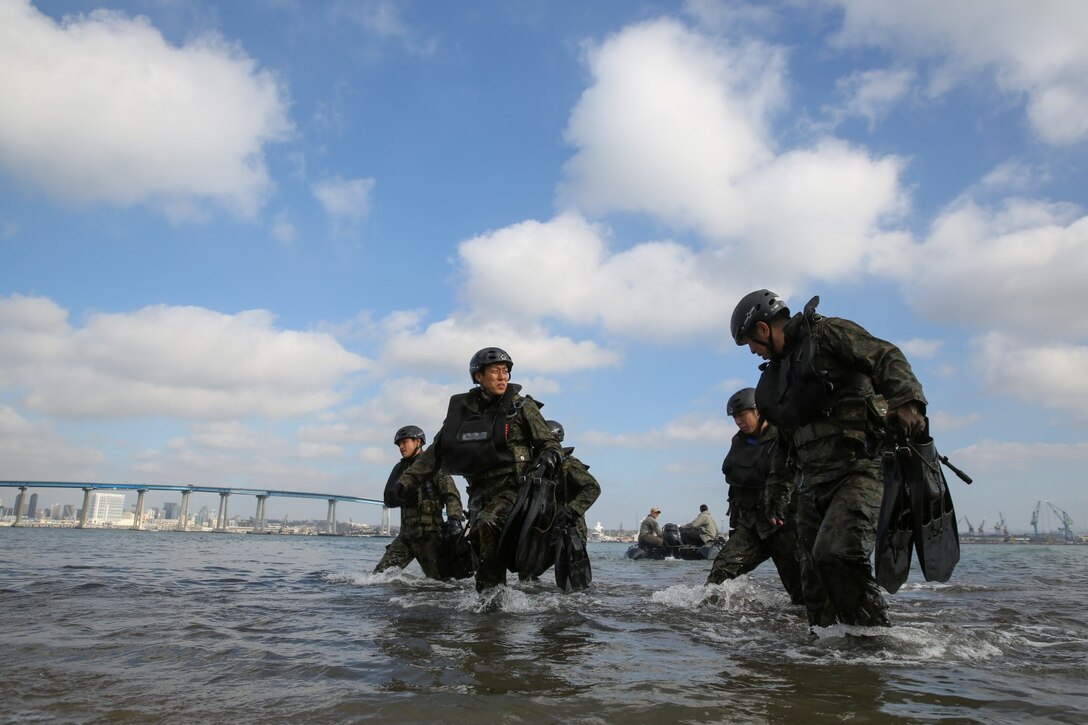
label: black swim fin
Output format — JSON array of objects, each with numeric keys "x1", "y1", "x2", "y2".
[
  {"x1": 497, "y1": 474, "x2": 534, "y2": 572},
  {"x1": 438, "y1": 524, "x2": 476, "y2": 580},
  {"x1": 554, "y1": 515, "x2": 591, "y2": 592},
  {"x1": 907, "y1": 435, "x2": 960, "y2": 583},
  {"x1": 514, "y1": 471, "x2": 558, "y2": 576},
  {"x1": 878, "y1": 421, "x2": 968, "y2": 591},
  {"x1": 875, "y1": 446, "x2": 914, "y2": 594}
]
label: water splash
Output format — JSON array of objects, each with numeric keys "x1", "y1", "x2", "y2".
[{"x1": 651, "y1": 577, "x2": 781, "y2": 612}]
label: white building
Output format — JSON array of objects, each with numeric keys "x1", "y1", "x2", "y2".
[{"x1": 88, "y1": 492, "x2": 125, "y2": 524}]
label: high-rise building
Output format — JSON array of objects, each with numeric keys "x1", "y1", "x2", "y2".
[
  {"x1": 88, "y1": 492, "x2": 125, "y2": 524},
  {"x1": 62, "y1": 504, "x2": 75, "y2": 520},
  {"x1": 27, "y1": 493, "x2": 39, "y2": 518},
  {"x1": 163, "y1": 501, "x2": 179, "y2": 520}
]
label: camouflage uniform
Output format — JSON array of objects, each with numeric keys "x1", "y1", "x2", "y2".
[
  {"x1": 375, "y1": 457, "x2": 463, "y2": 579},
  {"x1": 559, "y1": 447, "x2": 601, "y2": 543},
  {"x1": 706, "y1": 424, "x2": 803, "y2": 604},
  {"x1": 764, "y1": 313, "x2": 926, "y2": 627},
  {"x1": 396, "y1": 386, "x2": 561, "y2": 592}
]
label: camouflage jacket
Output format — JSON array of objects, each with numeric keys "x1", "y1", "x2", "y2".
[
  {"x1": 560, "y1": 448, "x2": 601, "y2": 517},
  {"x1": 765, "y1": 312, "x2": 927, "y2": 509},
  {"x1": 389, "y1": 456, "x2": 463, "y2": 537}
]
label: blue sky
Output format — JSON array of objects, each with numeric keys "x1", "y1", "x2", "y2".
[{"x1": 2, "y1": 0, "x2": 1087, "y2": 535}]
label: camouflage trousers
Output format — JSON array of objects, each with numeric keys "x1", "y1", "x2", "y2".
[
  {"x1": 467, "y1": 485, "x2": 519, "y2": 593},
  {"x1": 795, "y1": 468, "x2": 889, "y2": 627},
  {"x1": 374, "y1": 533, "x2": 444, "y2": 580},
  {"x1": 706, "y1": 506, "x2": 804, "y2": 605}
]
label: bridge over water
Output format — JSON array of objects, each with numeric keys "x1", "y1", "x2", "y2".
[{"x1": 0, "y1": 480, "x2": 383, "y2": 534}]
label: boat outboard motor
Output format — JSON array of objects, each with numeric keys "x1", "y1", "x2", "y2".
[{"x1": 662, "y1": 523, "x2": 682, "y2": 548}]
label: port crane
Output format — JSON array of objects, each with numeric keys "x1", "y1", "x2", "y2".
[
  {"x1": 994, "y1": 513, "x2": 1007, "y2": 537},
  {"x1": 961, "y1": 516, "x2": 975, "y2": 535},
  {"x1": 1030, "y1": 500, "x2": 1076, "y2": 542}
]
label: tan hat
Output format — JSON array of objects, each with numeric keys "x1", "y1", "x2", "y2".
[{"x1": 650, "y1": 506, "x2": 661, "y2": 514}]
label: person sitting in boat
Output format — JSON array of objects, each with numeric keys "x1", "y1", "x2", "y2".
[
  {"x1": 680, "y1": 504, "x2": 719, "y2": 545},
  {"x1": 638, "y1": 506, "x2": 664, "y2": 548}
]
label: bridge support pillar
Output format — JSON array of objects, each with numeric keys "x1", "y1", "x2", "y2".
[
  {"x1": 13, "y1": 486, "x2": 27, "y2": 526},
  {"x1": 254, "y1": 495, "x2": 268, "y2": 533},
  {"x1": 214, "y1": 492, "x2": 230, "y2": 532},
  {"x1": 77, "y1": 488, "x2": 92, "y2": 528},
  {"x1": 175, "y1": 490, "x2": 191, "y2": 532},
  {"x1": 326, "y1": 499, "x2": 337, "y2": 535},
  {"x1": 131, "y1": 489, "x2": 147, "y2": 530}
]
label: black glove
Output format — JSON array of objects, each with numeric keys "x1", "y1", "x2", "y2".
[
  {"x1": 534, "y1": 448, "x2": 562, "y2": 478},
  {"x1": 887, "y1": 401, "x2": 926, "y2": 438},
  {"x1": 444, "y1": 517, "x2": 464, "y2": 538},
  {"x1": 762, "y1": 491, "x2": 787, "y2": 526}
]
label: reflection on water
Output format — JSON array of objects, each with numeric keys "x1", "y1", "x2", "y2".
[{"x1": 0, "y1": 529, "x2": 1085, "y2": 723}]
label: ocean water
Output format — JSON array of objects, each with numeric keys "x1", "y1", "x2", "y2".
[{"x1": 1, "y1": 528, "x2": 1085, "y2": 724}]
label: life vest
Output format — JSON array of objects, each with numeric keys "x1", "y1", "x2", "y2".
[
  {"x1": 755, "y1": 296, "x2": 833, "y2": 428},
  {"x1": 438, "y1": 385, "x2": 522, "y2": 476},
  {"x1": 382, "y1": 458, "x2": 410, "y2": 508},
  {"x1": 722, "y1": 432, "x2": 771, "y2": 490}
]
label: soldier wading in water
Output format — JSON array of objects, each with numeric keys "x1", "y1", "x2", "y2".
[
  {"x1": 705, "y1": 387, "x2": 803, "y2": 604},
  {"x1": 731, "y1": 290, "x2": 927, "y2": 629},
  {"x1": 375, "y1": 425, "x2": 465, "y2": 579},
  {"x1": 394, "y1": 347, "x2": 563, "y2": 593}
]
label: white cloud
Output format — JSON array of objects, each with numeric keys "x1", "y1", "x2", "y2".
[
  {"x1": 130, "y1": 429, "x2": 342, "y2": 492},
  {"x1": 828, "y1": 67, "x2": 916, "y2": 128},
  {"x1": 903, "y1": 199, "x2": 1088, "y2": 338},
  {"x1": 953, "y1": 439, "x2": 1088, "y2": 473},
  {"x1": 312, "y1": 176, "x2": 376, "y2": 220},
  {"x1": 729, "y1": 141, "x2": 909, "y2": 281},
  {"x1": 898, "y1": 338, "x2": 943, "y2": 359},
  {"x1": 297, "y1": 442, "x2": 345, "y2": 460},
  {"x1": 584, "y1": 413, "x2": 732, "y2": 449},
  {"x1": 270, "y1": 211, "x2": 296, "y2": 244},
  {"x1": 458, "y1": 213, "x2": 737, "y2": 341},
  {"x1": 0, "y1": 405, "x2": 104, "y2": 479},
  {"x1": 330, "y1": 0, "x2": 437, "y2": 57},
  {"x1": 558, "y1": 17, "x2": 911, "y2": 285},
  {"x1": 187, "y1": 421, "x2": 280, "y2": 451},
  {"x1": 928, "y1": 410, "x2": 979, "y2": 432},
  {"x1": 0, "y1": 0, "x2": 292, "y2": 217},
  {"x1": 829, "y1": 0, "x2": 1088, "y2": 144},
  {"x1": 0, "y1": 295, "x2": 369, "y2": 420},
  {"x1": 301, "y1": 376, "x2": 466, "y2": 453},
  {"x1": 684, "y1": 0, "x2": 780, "y2": 35},
  {"x1": 971, "y1": 333, "x2": 1088, "y2": 420},
  {"x1": 559, "y1": 18, "x2": 783, "y2": 232},
  {"x1": 357, "y1": 446, "x2": 387, "y2": 465},
  {"x1": 978, "y1": 160, "x2": 1048, "y2": 194},
  {"x1": 381, "y1": 313, "x2": 621, "y2": 377}
]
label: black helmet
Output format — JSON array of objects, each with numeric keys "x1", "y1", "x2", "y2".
[
  {"x1": 726, "y1": 388, "x2": 757, "y2": 417},
  {"x1": 469, "y1": 347, "x2": 513, "y2": 383},
  {"x1": 545, "y1": 419, "x2": 565, "y2": 443},
  {"x1": 393, "y1": 425, "x2": 426, "y2": 446},
  {"x1": 730, "y1": 289, "x2": 788, "y2": 345}
]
